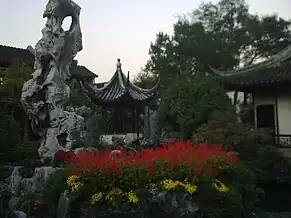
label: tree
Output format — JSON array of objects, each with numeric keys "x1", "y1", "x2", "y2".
[
  {"x1": 142, "y1": 0, "x2": 291, "y2": 104},
  {"x1": 188, "y1": 0, "x2": 291, "y2": 104},
  {"x1": 0, "y1": 60, "x2": 39, "y2": 164},
  {"x1": 0, "y1": 60, "x2": 33, "y2": 140},
  {"x1": 133, "y1": 71, "x2": 158, "y2": 89},
  {"x1": 65, "y1": 79, "x2": 91, "y2": 111},
  {"x1": 158, "y1": 72, "x2": 235, "y2": 138}
]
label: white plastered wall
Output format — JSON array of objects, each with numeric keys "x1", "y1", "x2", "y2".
[{"x1": 277, "y1": 96, "x2": 291, "y2": 135}]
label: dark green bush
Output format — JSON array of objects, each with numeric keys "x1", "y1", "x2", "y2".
[
  {"x1": 16, "y1": 168, "x2": 69, "y2": 217},
  {"x1": 193, "y1": 111, "x2": 291, "y2": 184},
  {"x1": 8, "y1": 140, "x2": 40, "y2": 166},
  {"x1": 41, "y1": 168, "x2": 69, "y2": 204},
  {"x1": 189, "y1": 162, "x2": 263, "y2": 217},
  {"x1": 252, "y1": 146, "x2": 291, "y2": 183},
  {"x1": 16, "y1": 192, "x2": 42, "y2": 217}
]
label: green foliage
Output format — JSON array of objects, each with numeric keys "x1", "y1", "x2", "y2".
[
  {"x1": 71, "y1": 112, "x2": 113, "y2": 150},
  {"x1": 251, "y1": 147, "x2": 291, "y2": 183},
  {"x1": 7, "y1": 140, "x2": 40, "y2": 166},
  {"x1": 16, "y1": 169, "x2": 69, "y2": 217},
  {"x1": 41, "y1": 168, "x2": 69, "y2": 203},
  {"x1": 158, "y1": 73, "x2": 235, "y2": 138},
  {"x1": 138, "y1": 0, "x2": 291, "y2": 142},
  {"x1": 0, "y1": 60, "x2": 40, "y2": 164},
  {"x1": 16, "y1": 192, "x2": 42, "y2": 217},
  {"x1": 138, "y1": 0, "x2": 291, "y2": 106},
  {"x1": 66, "y1": 148, "x2": 261, "y2": 217},
  {"x1": 0, "y1": 60, "x2": 32, "y2": 103},
  {"x1": 193, "y1": 114, "x2": 291, "y2": 184},
  {"x1": 133, "y1": 71, "x2": 158, "y2": 89},
  {"x1": 0, "y1": 111, "x2": 20, "y2": 163},
  {"x1": 193, "y1": 111, "x2": 272, "y2": 159},
  {"x1": 0, "y1": 116, "x2": 39, "y2": 165},
  {"x1": 65, "y1": 79, "x2": 91, "y2": 110},
  {"x1": 143, "y1": 0, "x2": 291, "y2": 81}
]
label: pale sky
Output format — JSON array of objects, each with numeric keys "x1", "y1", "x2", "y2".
[{"x1": 0, "y1": 0, "x2": 290, "y2": 82}]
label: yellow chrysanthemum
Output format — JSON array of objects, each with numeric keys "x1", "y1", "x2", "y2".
[
  {"x1": 161, "y1": 179, "x2": 198, "y2": 194},
  {"x1": 71, "y1": 182, "x2": 83, "y2": 193},
  {"x1": 91, "y1": 192, "x2": 103, "y2": 204},
  {"x1": 67, "y1": 175, "x2": 79, "y2": 186},
  {"x1": 67, "y1": 175, "x2": 83, "y2": 193},
  {"x1": 161, "y1": 179, "x2": 183, "y2": 191},
  {"x1": 183, "y1": 183, "x2": 198, "y2": 195},
  {"x1": 212, "y1": 179, "x2": 229, "y2": 193},
  {"x1": 126, "y1": 190, "x2": 139, "y2": 203},
  {"x1": 105, "y1": 188, "x2": 122, "y2": 201}
]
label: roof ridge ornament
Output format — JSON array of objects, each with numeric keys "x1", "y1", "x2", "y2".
[
  {"x1": 127, "y1": 71, "x2": 130, "y2": 86},
  {"x1": 116, "y1": 58, "x2": 122, "y2": 71}
]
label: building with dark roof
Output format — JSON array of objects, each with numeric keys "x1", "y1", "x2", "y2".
[
  {"x1": 0, "y1": 45, "x2": 98, "y2": 83},
  {"x1": 211, "y1": 45, "x2": 291, "y2": 147},
  {"x1": 81, "y1": 58, "x2": 158, "y2": 106},
  {"x1": 81, "y1": 58, "x2": 159, "y2": 135}
]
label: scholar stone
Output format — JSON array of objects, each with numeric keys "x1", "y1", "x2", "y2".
[{"x1": 21, "y1": 0, "x2": 84, "y2": 164}]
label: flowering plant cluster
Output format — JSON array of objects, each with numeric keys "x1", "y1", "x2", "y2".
[
  {"x1": 64, "y1": 141, "x2": 238, "y2": 206},
  {"x1": 67, "y1": 176, "x2": 229, "y2": 205}
]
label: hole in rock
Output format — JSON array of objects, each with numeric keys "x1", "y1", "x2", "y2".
[
  {"x1": 57, "y1": 133, "x2": 68, "y2": 148},
  {"x1": 62, "y1": 16, "x2": 72, "y2": 31}
]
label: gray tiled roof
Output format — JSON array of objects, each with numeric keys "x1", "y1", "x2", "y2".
[
  {"x1": 81, "y1": 59, "x2": 159, "y2": 105},
  {"x1": 210, "y1": 44, "x2": 291, "y2": 90}
]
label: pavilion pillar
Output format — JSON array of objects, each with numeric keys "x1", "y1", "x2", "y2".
[
  {"x1": 136, "y1": 107, "x2": 140, "y2": 138},
  {"x1": 233, "y1": 91, "x2": 238, "y2": 106},
  {"x1": 131, "y1": 108, "x2": 135, "y2": 134},
  {"x1": 114, "y1": 108, "x2": 119, "y2": 133},
  {"x1": 121, "y1": 109, "x2": 125, "y2": 134},
  {"x1": 144, "y1": 106, "x2": 150, "y2": 138}
]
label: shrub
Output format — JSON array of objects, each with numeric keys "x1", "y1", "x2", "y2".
[
  {"x1": 41, "y1": 168, "x2": 69, "y2": 204},
  {"x1": 8, "y1": 140, "x2": 40, "y2": 166},
  {"x1": 16, "y1": 193, "x2": 43, "y2": 217},
  {"x1": 193, "y1": 111, "x2": 291, "y2": 184},
  {"x1": 16, "y1": 169, "x2": 69, "y2": 217},
  {"x1": 193, "y1": 110, "x2": 272, "y2": 158},
  {"x1": 252, "y1": 146, "x2": 291, "y2": 183}
]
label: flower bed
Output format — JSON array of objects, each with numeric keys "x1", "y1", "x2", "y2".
[{"x1": 62, "y1": 141, "x2": 259, "y2": 217}]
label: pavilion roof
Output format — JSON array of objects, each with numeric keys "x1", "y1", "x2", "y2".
[
  {"x1": 210, "y1": 44, "x2": 291, "y2": 91},
  {"x1": 81, "y1": 59, "x2": 159, "y2": 106}
]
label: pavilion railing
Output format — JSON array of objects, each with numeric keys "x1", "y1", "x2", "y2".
[{"x1": 274, "y1": 134, "x2": 291, "y2": 148}]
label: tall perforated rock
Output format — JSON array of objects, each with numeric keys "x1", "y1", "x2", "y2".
[{"x1": 21, "y1": 0, "x2": 84, "y2": 163}]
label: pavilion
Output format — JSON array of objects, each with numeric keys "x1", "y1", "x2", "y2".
[{"x1": 80, "y1": 59, "x2": 159, "y2": 143}]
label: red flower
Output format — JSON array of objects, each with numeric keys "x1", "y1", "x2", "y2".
[
  {"x1": 67, "y1": 141, "x2": 239, "y2": 184},
  {"x1": 55, "y1": 150, "x2": 77, "y2": 165}
]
